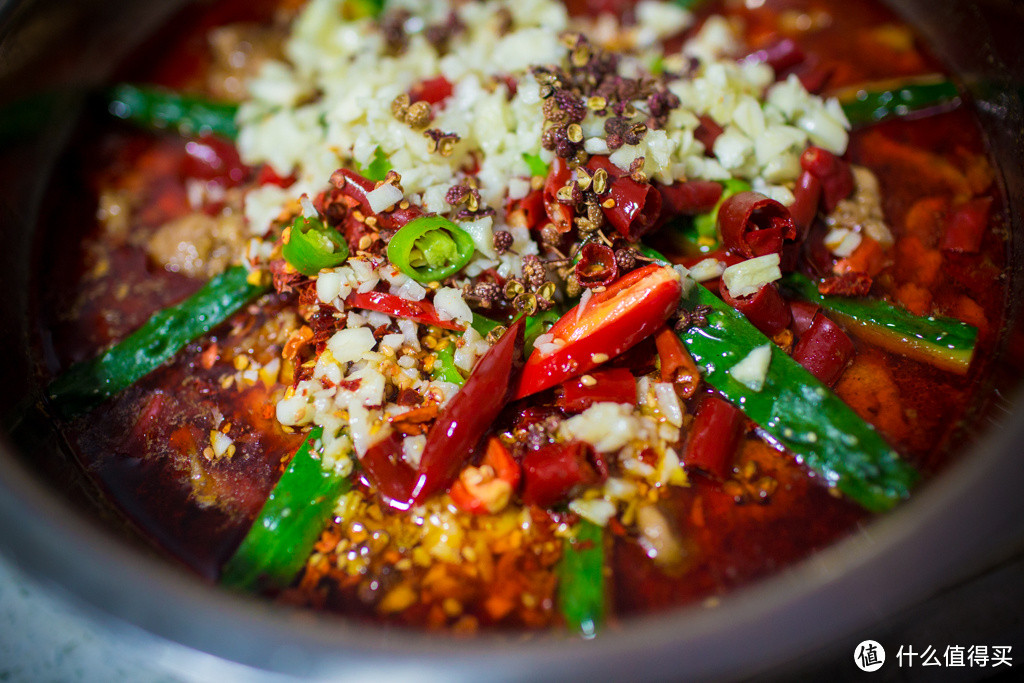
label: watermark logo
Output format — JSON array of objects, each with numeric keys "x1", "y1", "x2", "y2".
[{"x1": 855, "y1": 640, "x2": 886, "y2": 672}]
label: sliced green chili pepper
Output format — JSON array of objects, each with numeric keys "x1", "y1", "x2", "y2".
[
  {"x1": 387, "y1": 215, "x2": 476, "y2": 283},
  {"x1": 522, "y1": 152, "x2": 549, "y2": 177},
  {"x1": 343, "y1": 0, "x2": 386, "y2": 18},
  {"x1": 283, "y1": 215, "x2": 349, "y2": 276},
  {"x1": 471, "y1": 313, "x2": 502, "y2": 337},
  {"x1": 782, "y1": 272, "x2": 977, "y2": 374},
  {"x1": 356, "y1": 147, "x2": 392, "y2": 183},
  {"x1": 107, "y1": 83, "x2": 240, "y2": 139},
  {"x1": 524, "y1": 309, "x2": 560, "y2": 352},
  {"x1": 471, "y1": 311, "x2": 562, "y2": 357},
  {"x1": 48, "y1": 266, "x2": 268, "y2": 418},
  {"x1": 635, "y1": 243, "x2": 671, "y2": 265},
  {"x1": 558, "y1": 519, "x2": 605, "y2": 638},
  {"x1": 692, "y1": 178, "x2": 751, "y2": 250},
  {"x1": 677, "y1": 279, "x2": 917, "y2": 512},
  {"x1": 221, "y1": 427, "x2": 351, "y2": 590},
  {"x1": 431, "y1": 342, "x2": 466, "y2": 386},
  {"x1": 836, "y1": 76, "x2": 960, "y2": 126}
]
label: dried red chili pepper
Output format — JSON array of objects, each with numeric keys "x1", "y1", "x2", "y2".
[
  {"x1": 408, "y1": 75, "x2": 453, "y2": 106},
  {"x1": 411, "y1": 318, "x2": 525, "y2": 504},
  {"x1": 182, "y1": 134, "x2": 249, "y2": 187},
  {"x1": 587, "y1": 156, "x2": 662, "y2": 240},
  {"x1": 543, "y1": 157, "x2": 574, "y2": 234},
  {"x1": 683, "y1": 395, "x2": 745, "y2": 480},
  {"x1": 941, "y1": 196, "x2": 992, "y2": 253},
  {"x1": 656, "y1": 179, "x2": 723, "y2": 217},
  {"x1": 789, "y1": 170, "x2": 822, "y2": 237},
  {"x1": 521, "y1": 441, "x2": 601, "y2": 507},
  {"x1": 717, "y1": 191, "x2": 796, "y2": 258},
  {"x1": 742, "y1": 37, "x2": 806, "y2": 73},
  {"x1": 557, "y1": 367, "x2": 636, "y2": 413},
  {"x1": 654, "y1": 326, "x2": 701, "y2": 399},
  {"x1": 791, "y1": 311, "x2": 855, "y2": 386},
  {"x1": 694, "y1": 115, "x2": 724, "y2": 153},
  {"x1": 800, "y1": 146, "x2": 854, "y2": 212},
  {"x1": 332, "y1": 168, "x2": 425, "y2": 232},
  {"x1": 574, "y1": 243, "x2": 619, "y2": 288},
  {"x1": 360, "y1": 432, "x2": 418, "y2": 510},
  {"x1": 718, "y1": 281, "x2": 792, "y2": 338},
  {"x1": 789, "y1": 299, "x2": 820, "y2": 336}
]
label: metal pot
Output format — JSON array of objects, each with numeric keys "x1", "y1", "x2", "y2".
[{"x1": 1, "y1": 0, "x2": 1022, "y2": 679}]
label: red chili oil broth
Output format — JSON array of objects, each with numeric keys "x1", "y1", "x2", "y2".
[{"x1": 33, "y1": 0, "x2": 1008, "y2": 623}]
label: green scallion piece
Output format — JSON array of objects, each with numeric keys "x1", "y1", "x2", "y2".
[
  {"x1": 782, "y1": 272, "x2": 977, "y2": 374},
  {"x1": 221, "y1": 427, "x2": 351, "y2": 590},
  {"x1": 835, "y1": 75, "x2": 960, "y2": 126},
  {"x1": 48, "y1": 266, "x2": 268, "y2": 417},
  {"x1": 558, "y1": 519, "x2": 605, "y2": 638},
  {"x1": 677, "y1": 279, "x2": 918, "y2": 511},
  {"x1": 107, "y1": 83, "x2": 240, "y2": 139}
]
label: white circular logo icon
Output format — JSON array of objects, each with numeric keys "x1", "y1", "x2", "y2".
[{"x1": 855, "y1": 640, "x2": 886, "y2": 672}]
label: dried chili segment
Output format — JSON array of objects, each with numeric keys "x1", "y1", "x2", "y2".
[
  {"x1": 717, "y1": 191, "x2": 796, "y2": 259},
  {"x1": 411, "y1": 318, "x2": 526, "y2": 504},
  {"x1": 574, "y1": 243, "x2": 619, "y2": 288},
  {"x1": 586, "y1": 155, "x2": 662, "y2": 240}
]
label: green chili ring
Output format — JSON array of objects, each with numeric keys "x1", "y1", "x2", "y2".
[
  {"x1": 387, "y1": 215, "x2": 476, "y2": 283},
  {"x1": 283, "y1": 216, "x2": 350, "y2": 276}
]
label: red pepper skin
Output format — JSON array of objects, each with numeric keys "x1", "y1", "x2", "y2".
[
  {"x1": 256, "y1": 163, "x2": 296, "y2": 188},
  {"x1": 574, "y1": 243, "x2": 619, "y2": 288},
  {"x1": 346, "y1": 291, "x2": 465, "y2": 331},
  {"x1": 587, "y1": 156, "x2": 663, "y2": 240},
  {"x1": 794, "y1": 58, "x2": 833, "y2": 94},
  {"x1": 544, "y1": 157, "x2": 574, "y2": 234},
  {"x1": 717, "y1": 191, "x2": 796, "y2": 258},
  {"x1": 800, "y1": 146, "x2": 854, "y2": 212},
  {"x1": 515, "y1": 265, "x2": 683, "y2": 399},
  {"x1": 411, "y1": 318, "x2": 525, "y2": 504},
  {"x1": 408, "y1": 76, "x2": 453, "y2": 106},
  {"x1": 791, "y1": 312, "x2": 855, "y2": 386},
  {"x1": 789, "y1": 170, "x2": 822, "y2": 237},
  {"x1": 449, "y1": 437, "x2": 521, "y2": 514},
  {"x1": 557, "y1": 367, "x2": 637, "y2": 413},
  {"x1": 361, "y1": 432, "x2": 418, "y2": 510},
  {"x1": 654, "y1": 326, "x2": 700, "y2": 399},
  {"x1": 719, "y1": 281, "x2": 792, "y2": 338},
  {"x1": 742, "y1": 37, "x2": 806, "y2": 73},
  {"x1": 655, "y1": 180, "x2": 723, "y2": 229},
  {"x1": 941, "y1": 197, "x2": 992, "y2": 253},
  {"x1": 508, "y1": 188, "x2": 545, "y2": 230},
  {"x1": 694, "y1": 115, "x2": 724, "y2": 153},
  {"x1": 789, "y1": 299, "x2": 820, "y2": 336},
  {"x1": 182, "y1": 134, "x2": 249, "y2": 187},
  {"x1": 684, "y1": 395, "x2": 745, "y2": 479},
  {"x1": 520, "y1": 441, "x2": 600, "y2": 507},
  {"x1": 333, "y1": 169, "x2": 426, "y2": 232}
]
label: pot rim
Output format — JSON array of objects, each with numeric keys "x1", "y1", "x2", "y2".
[{"x1": 2, "y1": 0, "x2": 1024, "y2": 678}]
